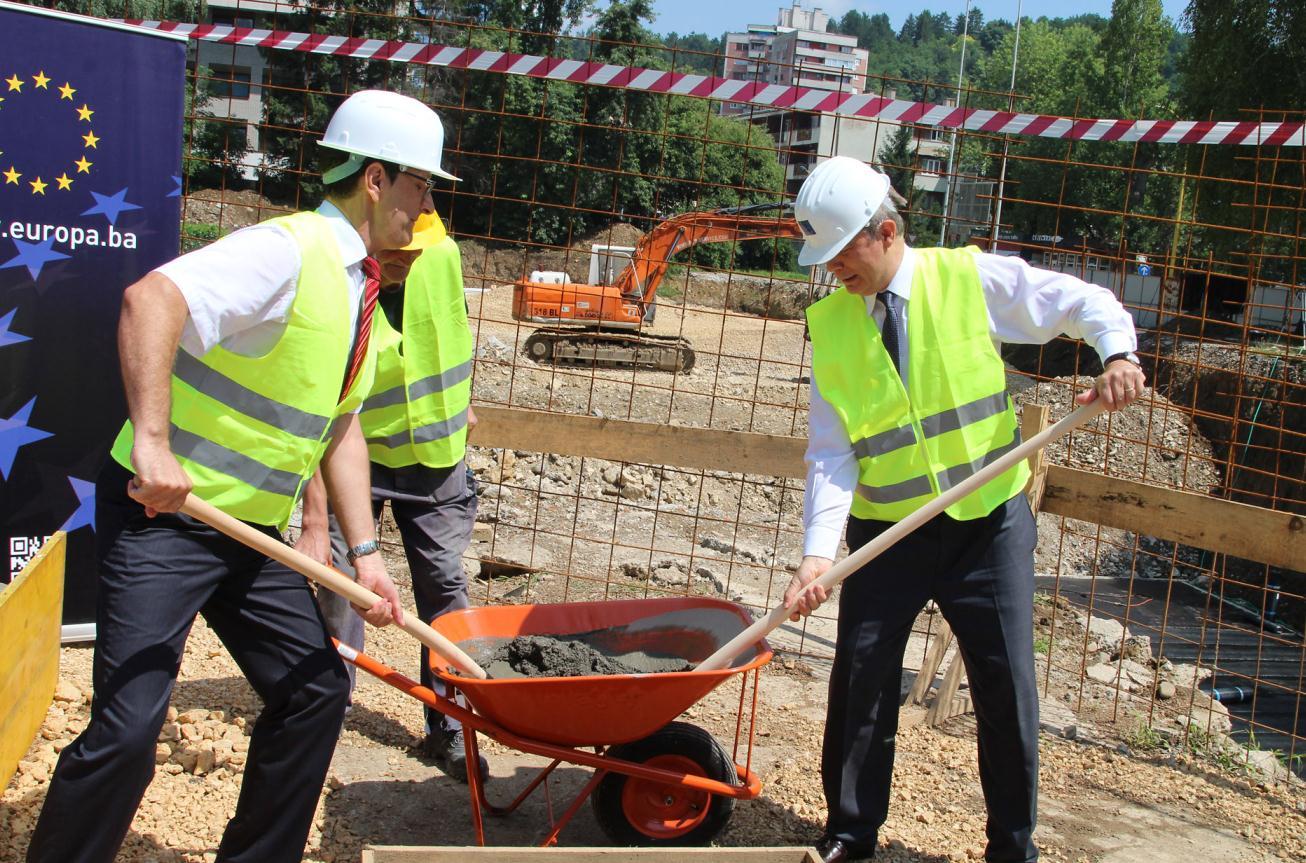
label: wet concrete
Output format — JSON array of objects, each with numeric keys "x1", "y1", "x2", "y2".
[{"x1": 458, "y1": 606, "x2": 762, "y2": 679}]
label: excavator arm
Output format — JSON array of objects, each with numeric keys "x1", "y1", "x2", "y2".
[{"x1": 612, "y1": 209, "x2": 806, "y2": 308}]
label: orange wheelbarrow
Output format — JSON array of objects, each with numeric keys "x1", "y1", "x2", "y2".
[{"x1": 338, "y1": 595, "x2": 773, "y2": 847}]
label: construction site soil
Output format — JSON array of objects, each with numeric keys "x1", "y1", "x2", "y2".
[{"x1": 5, "y1": 211, "x2": 1302, "y2": 860}]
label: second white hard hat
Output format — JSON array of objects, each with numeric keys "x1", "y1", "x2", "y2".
[
  {"x1": 319, "y1": 89, "x2": 460, "y2": 183},
  {"x1": 794, "y1": 156, "x2": 891, "y2": 266}
]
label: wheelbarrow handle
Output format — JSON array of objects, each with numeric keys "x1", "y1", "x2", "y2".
[
  {"x1": 180, "y1": 494, "x2": 488, "y2": 680},
  {"x1": 696, "y1": 400, "x2": 1107, "y2": 672}
]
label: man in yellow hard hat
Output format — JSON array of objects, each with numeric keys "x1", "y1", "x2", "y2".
[{"x1": 298, "y1": 211, "x2": 484, "y2": 782}]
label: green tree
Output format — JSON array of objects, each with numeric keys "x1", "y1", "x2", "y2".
[{"x1": 1178, "y1": 0, "x2": 1305, "y2": 276}]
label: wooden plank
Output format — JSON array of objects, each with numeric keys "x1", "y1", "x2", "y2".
[
  {"x1": 362, "y1": 847, "x2": 822, "y2": 862},
  {"x1": 469, "y1": 406, "x2": 808, "y2": 479},
  {"x1": 927, "y1": 651, "x2": 969, "y2": 727},
  {"x1": 907, "y1": 620, "x2": 953, "y2": 706},
  {"x1": 0, "y1": 532, "x2": 66, "y2": 790},
  {"x1": 1021, "y1": 404, "x2": 1051, "y2": 514},
  {"x1": 468, "y1": 405, "x2": 1306, "y2": 569},
  {"x1": 1041, "y1": 466, "x2": 1306, "y2": 572}
]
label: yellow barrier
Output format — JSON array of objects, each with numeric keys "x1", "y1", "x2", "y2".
[{"x1": 0, "y1": 531, "x2": 66, "y2": 790}]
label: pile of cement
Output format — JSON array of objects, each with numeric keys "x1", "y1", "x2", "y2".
[{"x1": 470, "y1": 632, "x2": 693, "y2": 679}]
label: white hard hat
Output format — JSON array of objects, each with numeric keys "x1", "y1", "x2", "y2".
[
  {"x1": 794, "y1": 156, "x2": 891, "y2": 266},
  {"x1": 319, "y1": 89, "x2": 460, "y2": 183}
]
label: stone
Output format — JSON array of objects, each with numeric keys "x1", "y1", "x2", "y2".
[
  {"x1": 1087, "y1": 615, "x2": 1128, "y2": 646},
  {"x1": 1156, "y1": 680, "x2": 1177, "y2": 700},
  {"x1": 53, "y1": 680, "x2": 82, "y2": 703}
]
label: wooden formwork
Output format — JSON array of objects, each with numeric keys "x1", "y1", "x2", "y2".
[
  {"x1": 361, "y1": 848, "x2": 822, "y2": 862},
  {"x1": 0, "y1": 532, "x2": 66, "y2": 789}
]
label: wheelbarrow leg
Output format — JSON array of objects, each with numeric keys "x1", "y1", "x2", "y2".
[
  {"x1": 538, "y1": 767, "x2": 608, "y2": 848},
  {"x1": 464, "y1": 728, "x2": 487, "y2": 846}
]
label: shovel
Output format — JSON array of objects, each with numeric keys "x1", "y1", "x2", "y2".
[
  {"x1": 696, "y1": 400, "x2": 1106, "y2": 672},
  {"x1": 180, "y1": 494, "x2": 489, "y2": 679}
]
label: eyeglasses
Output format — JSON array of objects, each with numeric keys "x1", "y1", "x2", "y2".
[{"x1": 398, "y1": 169, "x2": 437, "y2": 194}]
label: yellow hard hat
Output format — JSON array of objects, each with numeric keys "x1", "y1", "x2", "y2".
[{"x1": 403, "y1": 212, "x2": 448, "y2": 250}]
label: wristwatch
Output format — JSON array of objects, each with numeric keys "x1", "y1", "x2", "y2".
[
  {"x1": 346, "y1": 539, "x2": 381, "y2": 564},
  {"x1": 1104, "y1": 351, "x2": 1142, "y2": 369}
]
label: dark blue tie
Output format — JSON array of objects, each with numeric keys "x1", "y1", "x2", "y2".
[{"x1": 880, "y1": 291, "x2": 905, "y2": 383}]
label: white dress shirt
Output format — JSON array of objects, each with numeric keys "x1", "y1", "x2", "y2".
[
  {"x1": 157, "y1": 200, "x2": 367, "y2": 358},
  {"x1": 802, "y1": 246, "x2": 1138, "y2": 559}
]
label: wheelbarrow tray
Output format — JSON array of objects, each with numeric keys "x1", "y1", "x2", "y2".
[{"x1": 428, "y1": 596, "x2": 772, "y2": 747}]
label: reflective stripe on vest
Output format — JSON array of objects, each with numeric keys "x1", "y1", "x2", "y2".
[
  {"x1": 360, "y1": 236, "x2": 474, "y2": 469},
  {"x1": 807, "y1": 246, "x2": 1029, "y2": 522},
  {"x1": 110, "y1": 211, "x2": 377, "y2": 528}
]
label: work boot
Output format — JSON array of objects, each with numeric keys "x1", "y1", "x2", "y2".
[{"x1": 421, "y1": 727, "x2": 489, "y2": 784}]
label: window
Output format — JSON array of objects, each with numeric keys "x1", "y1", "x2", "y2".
[
  {"x1": 920, "y1": 158, "x2": 944, "y2": 174},
  {"x1": 208, "y1": 65, "x2": 252, "y2": 100},
  {"x1": 928, "y1": 127, "x2": 946, "y2": 141}
]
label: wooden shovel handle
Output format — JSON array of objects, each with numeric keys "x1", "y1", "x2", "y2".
[
  {"x1": 696, "y1": 400, "x2": 1106, "y2": 672},
  {"x1": 180, "y1": 494, "x2": 488, "y2": 680}
]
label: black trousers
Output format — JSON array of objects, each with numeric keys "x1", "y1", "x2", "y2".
[
  {"x1": 27, "y1": 462, "x2": 351, "y2": 863},
  {"x1": 823, "y1": 494, "x2": 1039, "y2": 863}
]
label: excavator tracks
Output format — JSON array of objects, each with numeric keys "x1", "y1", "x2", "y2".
[{"x1": 523, "y1": 328, "x2": 696, "y2": 373}]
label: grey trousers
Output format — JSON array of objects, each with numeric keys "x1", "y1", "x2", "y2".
[
  {"x1": 823, "y1": 494, "x2": 1040, "y2": 863},
  {"x1": 318, "y1": 459, "x2": 476, "y2": 734}
]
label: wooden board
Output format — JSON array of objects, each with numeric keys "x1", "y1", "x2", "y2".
[
  {"x1": 470, "y1": 406, "x2": 808, "y2": 479},
  {"x1": 0, "y1": 532, "x2": 66, "y2": 790},
  {"x1": 362, "y1": 848, "x2": 821, "y2": 862},
  {"x1": 1041, "y1": 466, "x2": 1305, "y2": 572},
  {"x1": 468, "y1": 406, "x2": 1306, "y2": 569}
]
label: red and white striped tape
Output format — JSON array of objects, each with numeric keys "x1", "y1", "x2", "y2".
[{"x1": 128, "y1": 19, "x2": 1305, "y2": 147}]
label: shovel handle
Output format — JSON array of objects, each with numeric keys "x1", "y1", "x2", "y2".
[
  {"x1": 180, "y1": 494, "x2": 488, "y2": 680},
  {"x1": 696, "y1": 400, "x2": 1106, "y2": 672}
]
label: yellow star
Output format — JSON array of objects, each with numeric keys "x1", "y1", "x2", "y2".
[
  {"x1": 58, "y1": 82, "x2": 75, "y2": 100},
  {"x1": 55, "y1": 173, "x2": 73, "y2": 190},
  {"x1": 2, "y1": 166, "x2": 19, "y2": 185},
  {"x1": 4, "y1": 74, "x2": 22, "y2": 92},
  {"x1": 82, "y1": 130, "x2": 99, "y2": 148},
  {"x1": 32, "y1": 70, "x2": 50, "y2": 89},
  {"x1": 74, "y1": 156, "x2": 92, "y2": 173},
  {"x1": 76, "y1": 103, "x2": 94, "y2": 122},
  {"x1": 29, "y1": 176, "x2": 47, "y2": 195}
]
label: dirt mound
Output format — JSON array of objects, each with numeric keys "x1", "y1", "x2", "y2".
[{"x1": 181, "y1": 188, "x2": 290, "y2": 231}]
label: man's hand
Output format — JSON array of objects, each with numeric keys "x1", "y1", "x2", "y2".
[
  {"x1": 1076, "y1": 358, "x2": 1146, "y2": 411},
  {"x1": 294, "y1": 524, "x2": 333, "y2": 567},
  {"x1": 352, "y1": 552, "x2": 404, "y2": 627},
  {"x1": 784, "y1": 555, "x2": 834, "y2": 621},
  {"x1": 128, "y1": 442, "x2": 193, "y2": 517},
  {"x1": 466, "y1": 404, "x2": 478, "y2": 435}
]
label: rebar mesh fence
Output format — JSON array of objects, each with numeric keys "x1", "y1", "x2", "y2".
[{"x1": 115, "y1": 1, "x2": 1306, "y2": 778}]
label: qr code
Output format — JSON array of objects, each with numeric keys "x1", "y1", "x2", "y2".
[{"x1": 10, "y1": 535, "x2": 51, "y2": 577}]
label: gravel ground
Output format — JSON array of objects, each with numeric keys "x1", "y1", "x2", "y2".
[{"x1": 4, "y1": 579, "x2": 1303, "y2": 862}]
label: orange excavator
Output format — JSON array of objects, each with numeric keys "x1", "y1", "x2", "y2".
[{"x1": 512, "y1": 204, "x2": 804, "y2": 373}]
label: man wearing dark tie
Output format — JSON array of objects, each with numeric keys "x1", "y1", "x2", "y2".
[{"x1": 785, "y1": 156, "x2": 1145, "y2": 863}]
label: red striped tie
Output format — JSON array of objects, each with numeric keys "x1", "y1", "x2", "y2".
[{"x1": 341, "y1": 256, "x2": 381, "y2": 400}]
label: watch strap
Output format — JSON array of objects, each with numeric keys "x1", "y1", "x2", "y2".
[{"x1": 346, "y1": 539, "x2": 380, "y2": 564}]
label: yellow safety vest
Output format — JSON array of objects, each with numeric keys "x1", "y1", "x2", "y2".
[
  {"x1": 111, "y1": 211, "x2": 378, "y2": 528},
  {"x1": 806, "y1": 246, "x2": 1028, "y2": 522},
  {"x1": 359, "y1": 236, "x2": 473, "y2": 469}
]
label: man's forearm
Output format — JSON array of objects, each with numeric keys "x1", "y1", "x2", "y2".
[
  {"x1": 120, "y1": 272, "x2": 189, "y2": 444},
  {"x1": 301, "y1": 471, "x2": 330, "y2": 533},
  {"x1": 320, "y1": 415, "x2": 376, "y2": 548}
]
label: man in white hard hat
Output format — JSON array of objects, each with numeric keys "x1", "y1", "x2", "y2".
[
  {"x1": 298, "y1": 212, "x2": 488, "y2": 782},
  {"x1": 784, "y1": 156, "x2": 1144, "y2": 863},
  {"x1": 28, "y1": 90, "x2": 457, "y2": 863}
]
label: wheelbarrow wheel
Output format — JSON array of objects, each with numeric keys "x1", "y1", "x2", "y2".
[{"x1": 591, "y1": 721, "x2": 736, "y2": 846}]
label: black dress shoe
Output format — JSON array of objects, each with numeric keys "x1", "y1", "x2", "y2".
[{"x1": 815, "y1": 835, "x2": 875, "y2": 863}]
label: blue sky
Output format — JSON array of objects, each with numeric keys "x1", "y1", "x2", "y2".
[{"x1": 648, "y1": 0, "x2": 1192, "y2": 37}]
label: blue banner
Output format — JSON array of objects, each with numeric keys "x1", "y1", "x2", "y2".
[{"x1": 0, "y1": 3, "x2": 186, "y2": 626}]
